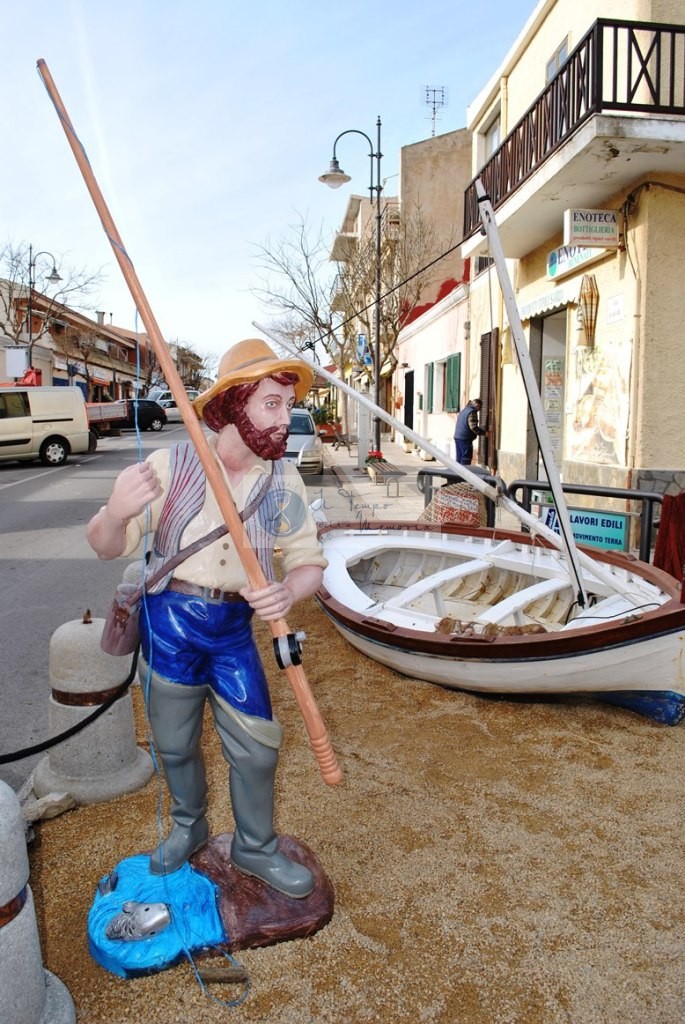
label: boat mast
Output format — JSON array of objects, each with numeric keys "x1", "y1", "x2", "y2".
[{"x1": 475, "y1": 180, "x2": 588, "y2": 609}]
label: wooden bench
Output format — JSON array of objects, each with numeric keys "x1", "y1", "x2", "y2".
[{"x1": 366, "y1": 461, "x2": 407, "y2": 497}]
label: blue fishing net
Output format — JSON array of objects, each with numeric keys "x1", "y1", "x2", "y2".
[{"x1": 88, "y1": 854, "x2": 227, "y2": 978}]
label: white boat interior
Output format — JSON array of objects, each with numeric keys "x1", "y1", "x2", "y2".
[{"x1": 322, "y1": 529, "x2": 667, "y2": 636}]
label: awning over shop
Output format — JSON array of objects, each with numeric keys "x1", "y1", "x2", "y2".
[{"x1": 519, "y1": 281, "x2": 576, "y2": 321}]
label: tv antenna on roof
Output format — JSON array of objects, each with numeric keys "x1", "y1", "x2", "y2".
[{"x1": 424, "y1": 86, "x2": 448, "y2": 137}]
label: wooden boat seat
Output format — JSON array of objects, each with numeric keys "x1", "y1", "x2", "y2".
[
  {"x1": 527, "y1": 587, "x2": 575, "y2": 624},
  {"x1": 377, "y1": 559, "x2": 493, "y2": 611},
  {"x1": 475, "y1": 577, "x2": 572, "y2": 625},
  {"x1": 559, "y1": 593, "x2": 635, "y2": 631}
]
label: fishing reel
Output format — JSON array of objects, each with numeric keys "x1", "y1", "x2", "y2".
[{"x1": 273, "y1": 630, "x2": 307, "y2": 670}]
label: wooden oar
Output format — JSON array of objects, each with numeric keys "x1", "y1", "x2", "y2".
[{"x1": 37, "y1": 58, "x2": 341, "y2": 786}]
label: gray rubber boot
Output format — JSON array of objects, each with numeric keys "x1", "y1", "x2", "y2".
[
  {"x1": 210, "y1": 695, "x2": 314, "y2": 899},
  {"x1": 146, "y1": 672, "x2": 210, "y2": 874}
]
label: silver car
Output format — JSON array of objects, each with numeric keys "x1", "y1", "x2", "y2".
[
  {"x1": 284, "y1": 409, "x2": 324, "y2": 475},
  {"x1": 157, "y1": 398, "x2": 183, "y2": 422}
]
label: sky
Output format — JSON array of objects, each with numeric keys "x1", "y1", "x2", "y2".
[{"x1": 2, "y1": 0, "x2": 536, "y2": 363}]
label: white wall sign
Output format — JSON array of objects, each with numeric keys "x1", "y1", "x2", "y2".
[
  {"x1": 4, "y1": 347, "x2": 28, "y2": 376},
  {"x1": 606, "y1": 294, "x2": 625, "y2": 324},
  {"x1": 563, "y1": 209, "x2": 619, "y2": 248}
]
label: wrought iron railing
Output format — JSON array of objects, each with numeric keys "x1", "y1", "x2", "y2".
[
  {"x1": 508, "y1": 479, "x2": 663, "y2": 563},
  {"x1": 463, "y1": 19, "x2": 685, "y2": 239}
]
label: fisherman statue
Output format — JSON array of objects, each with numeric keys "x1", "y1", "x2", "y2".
[{"x1": 86, "y1": 340, "x2": 334, "y2": 974}]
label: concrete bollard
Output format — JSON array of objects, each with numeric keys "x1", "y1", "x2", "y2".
[
  {"x1": 0, "y1": 780, "x2": 76, "y2": 1024},
  {"x1": 33, "y1": 612, "x2": 153, "y2": 805}
]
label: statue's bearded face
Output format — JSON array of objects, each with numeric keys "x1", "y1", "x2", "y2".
[
  {"x1": 235, "y1": 379, "x2": 295, "y2": 459},
  {"x1": 202, "y1": 374, "x2": 297, "y2": 460}
]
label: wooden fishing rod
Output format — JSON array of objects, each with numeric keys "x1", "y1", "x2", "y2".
[{"x1": 37, "y1": 58, "x2": 341, "y2": 786}]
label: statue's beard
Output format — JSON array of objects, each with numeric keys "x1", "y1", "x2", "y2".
[{"x1": 234, "y1": 407, "x2": 289, "y2": 460}]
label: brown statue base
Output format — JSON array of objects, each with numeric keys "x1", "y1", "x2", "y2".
[{"x1": 191, "y1": 833, "x2": 335, "y2": 952}]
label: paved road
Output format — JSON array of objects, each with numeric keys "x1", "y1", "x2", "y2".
[
  {"x1": 0, "y1": 427, "x2": 344, "y2": 793},
  {"x1": 0, "y1": 426, "x2": 184, "y2": 792}
]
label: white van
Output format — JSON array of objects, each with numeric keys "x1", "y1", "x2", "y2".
[{"x1": 0, "y1": 386, "x2": 94, "y2": 466}]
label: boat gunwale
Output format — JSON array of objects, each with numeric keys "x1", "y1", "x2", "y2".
[{"x1": 316, "y1": 521, "x2": 685, "y2": 661}]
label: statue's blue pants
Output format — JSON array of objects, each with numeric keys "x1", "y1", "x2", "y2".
[{"x1": 139, "y1": 590, "x2": 272, "y2": 720}]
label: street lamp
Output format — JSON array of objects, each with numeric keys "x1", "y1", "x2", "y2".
[
  {"x1": 319, "y1": 116, "x2": 383, "y2": 452},
  {"x1": 27, "y1": 244, "x2": 62, "y2": 367}
]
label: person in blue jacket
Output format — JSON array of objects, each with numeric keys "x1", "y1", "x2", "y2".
[{"x1": 454, "y1": 397, "x2": 485, "y2": 465}]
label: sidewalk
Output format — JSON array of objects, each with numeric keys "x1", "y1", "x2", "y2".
[
  {"x1": 316, "y1": 435, "x2": 426, "y2": 521},
  {"x1": 316, "y1": 435, "x2": 522, "y2": 530}
]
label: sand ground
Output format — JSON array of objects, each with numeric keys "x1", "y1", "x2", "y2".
[{"x1": 29, "y1": 599, "x2": 685, "y2": 1024}]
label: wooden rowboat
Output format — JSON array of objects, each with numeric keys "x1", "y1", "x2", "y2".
[
  {"x1": 314, "y1": 521, "x2": 685, "y2": 724},
  {"x1": 275, "y1": 184, "x2": 685, "y2": 726}
]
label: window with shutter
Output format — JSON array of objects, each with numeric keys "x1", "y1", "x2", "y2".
[
  {"x1": 445, "y1": 353, "x2": 461, "y2": 413},
  {"x1": 426, "y1": 362, "x2": 434, "y2": 413}
]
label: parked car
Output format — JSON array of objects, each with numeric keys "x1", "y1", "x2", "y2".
[
  {"x1": 157, "y1": 397, "x2": 201, "y2": 423},
  {"x1": 284, "y1": 408, "x2": 324, "y2": 475},
  {"x1": 0, "y1": 386, "x2": 93, "y2": 465},
  {"x1": 157, "y1": 398, "x2": 183, "y2": 423},
  {"x1": 147, "y1": 387, "x2": 199, "y2": 405},
  {"x1": 117, "y1": 399, "x2": 167, "y2": 432}
]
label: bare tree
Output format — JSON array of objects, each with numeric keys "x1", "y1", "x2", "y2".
[
  {"x1": 333, "y1": 201, "x2": 459, "y2": 380},
  {"x1": 136, "y1": 340, "x2": 218, "y2": 395},
  {"x1": 0, "y1": 242, "x2": 104, "y2": 352},
  {"x1": 251, "y1": 205, "x2": 458, "y2": 388},
  {"x1": 193, "y1": 349, "x2": 219, "y2": 389},
  {"x1": 251, "y1": 216, "x2": 353, "y2": 361},
  {"x1": 138, "y1": 349, "x2": 166, "y2": 394},
  {"x1": 252, "y1": 217, "x2": 334, "y2": 333},
  {"x1": 52, "y1": 324, "x2": 102, "y2": 399}
]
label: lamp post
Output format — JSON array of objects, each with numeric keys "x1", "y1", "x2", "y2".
[
  {"x1": 26, "y1": 244, "x2": 62, "y2": 367},
  {"x1": 319, "y1": 116, "x2": 383, "y2": 452}
]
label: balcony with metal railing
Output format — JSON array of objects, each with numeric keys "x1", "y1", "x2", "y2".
[{"x1": 462, "y1": 19, "x2": 685, "y2": 256}]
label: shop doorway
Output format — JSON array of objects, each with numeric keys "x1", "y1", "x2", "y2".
[{"x1": 527, "y1": 310, "x2": 567, "y2": 480}]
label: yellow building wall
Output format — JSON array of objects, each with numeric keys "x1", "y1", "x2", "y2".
[
  {"x1": 489, "y1": 172, "x2": 685, "y2": 485},
  {"x1": 464, "y1": 0, "x2": 685, "y2": 490},
  {"x1": 636, "y1": 181, "x2": 685, "y2": 467}
]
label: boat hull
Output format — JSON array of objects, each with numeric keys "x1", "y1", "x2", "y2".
[{"x1": 315, "y1": 522, "x2": 685, "y2": 724}]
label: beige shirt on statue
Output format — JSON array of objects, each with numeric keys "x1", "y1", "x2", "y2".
[{"x1": 119, "y1": 440, "x2": 327, "y2": 591}]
